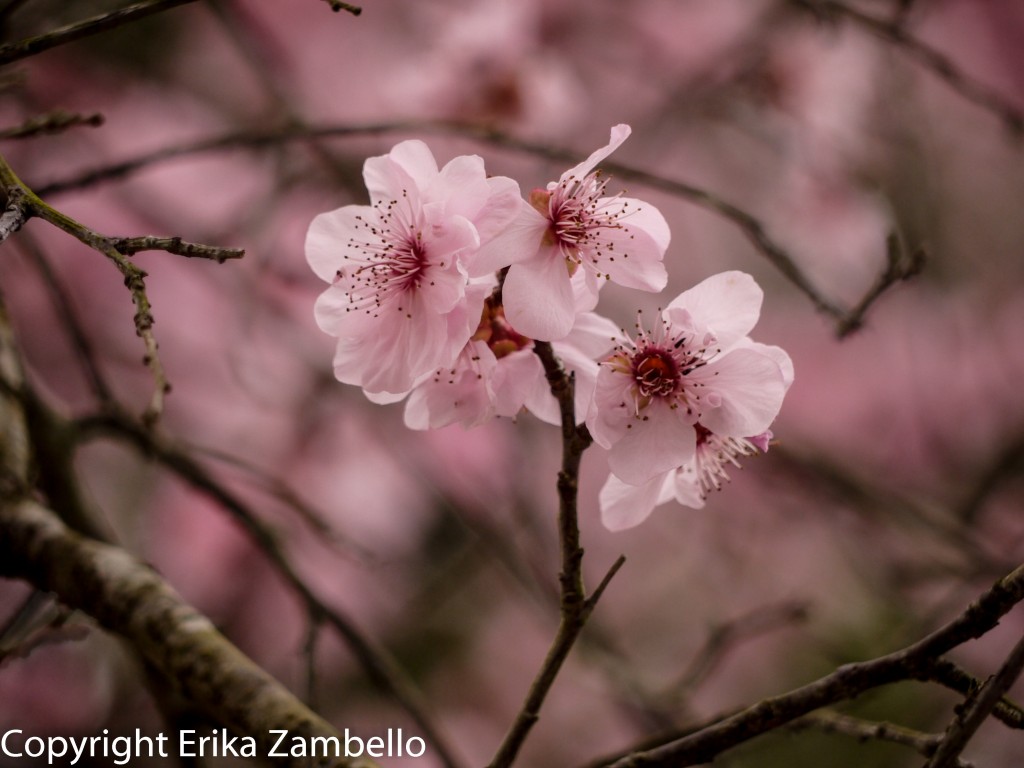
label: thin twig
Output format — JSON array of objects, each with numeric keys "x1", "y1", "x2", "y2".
[
  {"x1": 0, "y1": 110, "x2": 104, "y2": 140},
  {"x1": 668, "y1": 601, "x2": 811, "y2": 702},
  {"x1": 187, "y1": 441, "x2": 379, "y2": 564},
  {"x1": 486, "y1": 343, "x2": 624, "y2": 768},
  {"x1": 921, "y1": 658, "x2": 1024, "y2": 729},
  {"x1": 0, "y1": 151, "x2": 243, "y2": 425},
  {"x1": 790, "y1": 0, "x2": 1024, "y2": 137},
  {"x1": 16, "y1": 234, "x2": 115, "y2": 403},
  {"x1": 835, "y1": 231, "x2": 925, "y2": 337},
  {"x1": 320, "y1": 0, "x2": 362, "y2": 15},
  {"x1": 925, "y1": 631, "x2": 1024, "y2": 768},
  {"x1": 110, "y1": 235, "x2": 244, "y2": 263},
  {"x1": 0, "y1": 0, "x2": 199, "y2": 67},
  {"x1": 791, "y1": 711, "x2": 969, "y2": 765}
]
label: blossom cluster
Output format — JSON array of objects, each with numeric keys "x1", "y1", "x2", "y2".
[{"x1": 306, "y1": 126, "x2": 792, "y2": 529}]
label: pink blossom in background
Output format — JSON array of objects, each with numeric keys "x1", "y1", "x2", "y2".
[
  {"x1": 307, "y1": 140, "x2": 521, "y2": 394},
  {"x1": 474, "y1": 124, "x2": 670, "y2": 340}
]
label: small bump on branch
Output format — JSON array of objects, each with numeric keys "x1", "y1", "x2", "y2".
[{"x1": 320, "y1": 0, "x2": 362, "y2": 15}]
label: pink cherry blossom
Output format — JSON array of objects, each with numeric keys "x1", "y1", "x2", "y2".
[
  {"x1": 599, "y1": 429, "x2": 774, "y2": 531},
  {"x1": 306, "y1": 140, "x2": 521, "y2": 395},
  {"x1": 587, "y1": 271, "x2": 792, "y2": 488},
  {"x1": 402, "y1": 290, "x2": 619, "y2": 430},
  {"x1": 473, "y1": 124, "x2": 670, "y2": 341}
]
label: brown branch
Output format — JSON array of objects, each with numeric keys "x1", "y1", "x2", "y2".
[
  {"x1": 835, "y1": 231, "x2": 925, "y2": 337},
  {"x1": 0, "y1": 300, "x2": 375, "y2": 768},
  {"x1": 0, "y1": 498, "x2": 379, "y2": 768},
  {"x1": 74, "y1": 407, "x2": 465, "y2": 768},
  {"x1": 925, "y1": 631, "x2": 1024, "y2": 768},
  {"x1": 486, "y1": 343, "x2": 624, "y2": 768},
  {"x1": 921, "y1": 658, "x2": 1024, "y2": 729},
  {"x1": 0, "y1": 151, "x2": 243, "y2": 425},
  {"x1": 598, "y1": 563, "x2": 1024, "y2": 767},
  {"x1": 0, "y1": 0, "x2": 199, "y2": 67},
  {"x1": 791, "y1": 711, "x2": 968, "y2": 765},
  {"x1": 790, "y1": 0, "x2": 1024, "y2": 137},
  {"x1": 319, "y1": 0, "x2": 362, "y2": 16},
  {"x1": 110, "y1": 235, "x2": 244, "y2": 263},
  {"x1": 0, "y1": 110, "x2": 104, "y2": 140}
]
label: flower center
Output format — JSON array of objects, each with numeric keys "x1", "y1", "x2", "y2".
[
  {"x1": 340, "y1": 193, "x2": 433, "y2": 319},
  {"x1": 633, "y1": 349, "x2": 679, "y2": 398},
  {"x1": 473, "y1": 297, "x2": 532, "y2": 358}
]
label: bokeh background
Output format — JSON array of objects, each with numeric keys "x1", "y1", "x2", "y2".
[{"x1": 2, "y1": 0, "x2": 1024, "y2": 766}]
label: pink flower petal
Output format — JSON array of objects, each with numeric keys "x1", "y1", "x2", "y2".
[
  {"x1": 689, "y1": 347, "x2": 787, "y2": 437},
  {"x1": 469, "y1": 201, "x2": 548, "y2": 277},
  {"x1": 305, "y1": 205, "x2": 375, "y2": 282},
  {"x1": 594, "y1": 198, "x2": 670, "y2": 292},
  {"x1": 364, "y1": 140, "x2": 438, "y2": 204},
  {"x1": 666, "y1": 271, "x2": 763, "y2": 351},
  {"x1": 599, "y1": 471, "x2": 672, "y2": 531},
  {"x1": 558, "y1": 124, "x2": 632, "y2": 189},
  {"x1": 502, "y1": 246, "x2": 577, "y2": 341},
  {"x1": 608, "y1": 401, "x2": 696, "y2": 485}
]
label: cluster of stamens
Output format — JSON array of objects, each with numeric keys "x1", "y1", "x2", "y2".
[
  {"x1": 690, "y1": 425, "x2": 758, "y2": 498},
  {"x1": 608, "y1": 314, "x2": 721, "y2": 419},
  {"x1": 538, "y1": 170, "x2": 638, "y2": 277},
  {"x1": 335, "y1": 191, "x2": 435, "y2": 320}
]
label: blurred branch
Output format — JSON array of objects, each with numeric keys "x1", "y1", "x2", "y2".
[
  {"x1": 924, "y1": 631, "x2": 1024, "y2": 768},
  {"x1": 0, "y1": 300, "x2": 375, "y2": 768},
  {"x1": 0, "y1": 110, "x2": 104, "y2": 140},
  {"x1": 189, "y1": 441, "x2": 378, "y2": 564},
  {"x1": 0, "y1": 0, "x2": 31, "y2": 25},
  {"x1": 75, "y1": 406, "x2": 465, "y2": 768},
  {"x1": 791, "y1": 711, "x2": 967, "y2": 765},
  {"x1": 667, "y1": 600, "x2": 811, "y2": 703},
  {"x1": 35, "y1": 120, "x2": 922, "y2": 333},
  {"x1": 790, "y1": 0, "x2": 1024, "y2": 137},
  {"x1": 319, "y1": 0, "x2": 362, "y2": 16},
  {"x1": 0, "y1": 0, "x2": 198, "y2": 67},
  {"x1": 487, "y1": 343, "x2": 625, "y2": 768},
  {"x1": 835, "y1": 231, "x2": 925, "y2": 337},
  {"x1": 598, "y1": 562, "x2": 1024, "y2": 767},
  {"x1": 955, "y1": 433, "x2": 1024, "y2": 525}
]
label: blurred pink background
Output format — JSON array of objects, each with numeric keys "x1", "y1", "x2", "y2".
[{"x1": 2, "y1": 1, "x2": 1024, "y2": 766}]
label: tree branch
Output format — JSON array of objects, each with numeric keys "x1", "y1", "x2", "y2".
[
  {"x1": 0, "y1": 151, "x2": 243, "y2": 425},
  {"x1": 924, "y1": 631, "x2": 1024, "y2": 768},
  {"x1": 790, "y1": 0, "x2": 1024, "y2": 137},
  {"x1": 0, "y1": 498, "x2": 379, "y2": 768},
  {"x1": 485, "y1": 343, "x2": 624, "y2": 768},
  {"x1": 599, "y1": 563, "x2": 1024, "y2": 767},
  {"x1": 319, "y1": 0, "x2": 362, "y2": 16},
  {"x1": 75, "y1": 407, "x2": 465, "y2": 768},
  {"x1": 0, "y1": 110, "x2": 104, "y2": 140},
  {"x1": 0, "y1": 0, "x2": 199, "y2": 67},
  {"x1": 791, "y1": 711, "x2": 967, "y2": 765}
]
